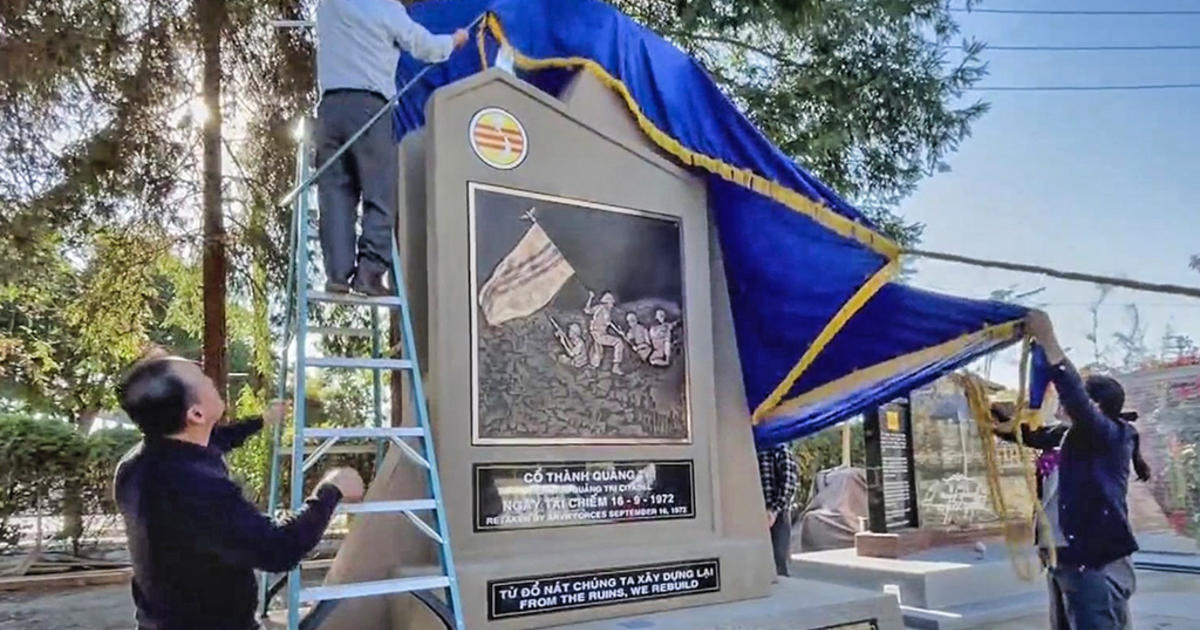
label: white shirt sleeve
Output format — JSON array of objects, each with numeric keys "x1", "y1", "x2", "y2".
[{"x1": 382, "y1": 2, "x2": 455, "y2": 63}]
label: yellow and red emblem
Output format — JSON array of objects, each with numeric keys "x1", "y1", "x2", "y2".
[{"x1": 469, "y1": 107, "x2": 528, "y2": 170}]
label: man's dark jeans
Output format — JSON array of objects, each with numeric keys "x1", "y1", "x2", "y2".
[
  {"x1": 770, "y1": 512, "x2": 791, "y2": 576},
  {"x1": 315, "y1": 90, "x2": 398, "y2": 285},
  {"x1": 1048, "y1": 556, "x2": 1136, "y2": 630}
]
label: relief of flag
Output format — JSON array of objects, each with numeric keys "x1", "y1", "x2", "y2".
[{"x1": 479, "y1": 221, "x2": 575, "y2": 326}]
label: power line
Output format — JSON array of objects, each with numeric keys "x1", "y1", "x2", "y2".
[
  {"x1": 905, "y1": 249, "x2": 1200, "y2": 300},
  {"x1": 968, "y1": 82, "x2": 1200, "y2": 91},
  {"x1": 952, "y1": 7, "x2": 1200, "y2": 16},
  {"x1": 975, "y1": 44, "x2": 1200, "y2": 51}
]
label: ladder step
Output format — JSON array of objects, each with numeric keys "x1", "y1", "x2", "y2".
[
  {"x1": 307, "y1": 356, "x2": 413, "y2": 370},
  {"x1": 309, "y1": 326, "x2": 373, "y2": 338},
  {"x1": 304, "y1": 427, "x2": 425, "y2": 439},
  {"x1": 307, "y1": 291, "x2": 404, "y2": 307},
  {"x1": 277, "y1": 444, "x2": 377, "y2": 457},
  {"x1": 299, "y1": 575, "x2": 451, "y2": 602},
  {"x1": 337, "y1": 499, "x2": 437, "y2": 514}
]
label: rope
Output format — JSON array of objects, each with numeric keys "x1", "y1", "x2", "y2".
[
  {"x1": 957, "y1": 336, "x2": 1058, "y2": 581},
  {"x1": 906, "y1": 248, "x2": 1200, "y2": 300}
]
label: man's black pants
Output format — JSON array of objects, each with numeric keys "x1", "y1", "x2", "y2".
[
  {"x1": 315, "y1": 90, "x2": 397, "y2": 285},
  {"x1": 770, "y1": 511, "x2": 792, "y2": 576}
]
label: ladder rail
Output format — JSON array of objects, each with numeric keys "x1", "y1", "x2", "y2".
[
  {"x1": 371, "y1": 308, "x2": 386, "y2": 468},
  {"x1": 260, "y1": 135, "x2": 306, "y2": 615},
  {"x1": 390, "y1": 236, "x2": 467, "y2": 629},
  {"x1": 286, "y1": 140, "x2": 315, "y2": 630}
]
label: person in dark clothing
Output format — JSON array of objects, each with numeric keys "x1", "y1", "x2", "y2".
[
  {"x1": 757, "y1": 443, "x2": 798, "y2": 576},
  {"x1": 1022, "y1": 311, "x2": 1140, "y2": 630},
  {"x1": 114, "y1": 352, "x2": 364, "y2": 630},
  {"x1": 992, "y1": 408, "x2": 1150, "y2": 485}
]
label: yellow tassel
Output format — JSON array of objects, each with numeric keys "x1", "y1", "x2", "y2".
[{"x1": 958, "y1": 336, "x2": 1057, "y2": 582}]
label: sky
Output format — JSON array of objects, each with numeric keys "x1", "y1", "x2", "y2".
[{"x1": 897, "y1": 3, "x2": 1200, "y2": 386}]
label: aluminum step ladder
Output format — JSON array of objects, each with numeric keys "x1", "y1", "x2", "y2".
[{"x1": 261, "y1": 101, "x2": 465, "y2": 630}]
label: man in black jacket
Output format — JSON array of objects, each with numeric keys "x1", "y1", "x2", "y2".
[
  {"x1": 114, "y1": 352, "x2": 364, "y2": 630},
  {"x1": 1024, "y1": 311, "x2": 1139, "y2": 630}
]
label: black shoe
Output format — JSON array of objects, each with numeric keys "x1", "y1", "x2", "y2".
[
  {"x1": 351, "y1": 269, "x2": 391, "y2": 297},
  {"x1": 325, "y1": 280, "x2": 351, "y2": 294}
]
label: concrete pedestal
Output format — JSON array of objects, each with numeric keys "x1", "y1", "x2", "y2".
[
  {"x1": 545, "y1": 577, "x2": 902, "y2": 630},
  {"x1": 791, "y1": 546, "x2": 1045, "y2": 630},
  {"x1": 384, "y1": 577, "x2": 902, "y2": 630}
]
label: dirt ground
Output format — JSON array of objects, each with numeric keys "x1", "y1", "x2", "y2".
[{"x1": 0, "y1": 584, "x2": 132, "y2": 630}]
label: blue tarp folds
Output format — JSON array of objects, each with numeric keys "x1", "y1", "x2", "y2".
[{"x1": 391, "y1": 0, "x2": 1027, "y2": 446}]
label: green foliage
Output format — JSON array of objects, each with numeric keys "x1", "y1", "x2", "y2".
[
  {"x1": 0, "y1": 229, "x2": 201, "y2": 420},
  {"x1": 789, "y1": 421, "x2": 865, "y2": 511},
  {"x1": 0, "y1": 414, "x2": 137, "y2": 549},
  {"x1": 225, "y1": 384, "x2": 272, "y2": 504},
  {"x1": 80, "y1": 426, "x2": 142, "y2": 513},
  {"x1": 616, "y1": 0, "x2": 988, "y2": 245},
  {"x1": 0, "y1": 415, "x2": 86, "y2": 544}
]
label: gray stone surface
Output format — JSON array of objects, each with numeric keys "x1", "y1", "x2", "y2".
[
  {"x1": 545, "y1": 577, "x2": 904, "y2": 630},
  {"x1": 791, "y1": 545, "x2": 1042, "y2": 610},
  {"x1": 420, "y1": 67, "x2": 771, "y2": 629},
  {"x1": 8, "y1": 568, "x2": 1200, "y2": 630},
  {"x1": 323, "y1": 69, "x2": 774, "y2": 629}
]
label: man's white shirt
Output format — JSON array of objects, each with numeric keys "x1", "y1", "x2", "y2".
[{"x1": 316, "y1": 0, "x2": 454, "y2": 98}]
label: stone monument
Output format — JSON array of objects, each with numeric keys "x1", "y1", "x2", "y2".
[
  {"x1": 794, "y1": 375, "x2": 1044, "y2": 629},
  {"x1": 863, "y1": 401, "x2": 919, "y2": 536},
  {"x1": 316, "y1": 69, "x2": 903, "y2": 630}
]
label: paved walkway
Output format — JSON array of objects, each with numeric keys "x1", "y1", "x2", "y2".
[
  {"x1": 965, "y1": 570, "x2": 1200, "y2": 630},
  {"x1": 4, "y1": 566, "x2": 1199, "y2": 629}
]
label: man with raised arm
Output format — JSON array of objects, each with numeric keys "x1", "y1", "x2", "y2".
[
  {"x1": 1023, "y1": 310, "x2": 1138, "y2": 630},
  {"x1": 114, "y1": 352, "x2": 365, "y2": 630},
  {"x1": 315, "y1": 0, "x2": 468, "y2": 296}
]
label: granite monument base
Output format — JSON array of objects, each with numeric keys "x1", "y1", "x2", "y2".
[
  {"x1": 791, "y1": 545, "x2": 1045, "y2": 630},
  {"x1": 854, "y1": 522, "x2": 1031, "y2": 559},
  {"x1": 387, "y1": 576, "x2": 904, "y2": 630}
]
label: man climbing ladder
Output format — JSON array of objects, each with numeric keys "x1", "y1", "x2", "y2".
[
  {"x1": 315, "y1": 0, "x2": 467, "y2": 295},
  {"x1": 257, "y1": 5, "x2": 477, "y2": 629}
]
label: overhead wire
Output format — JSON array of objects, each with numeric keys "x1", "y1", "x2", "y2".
[
  {"x1": 951, "y1": 7, "x2": 1200, "y2": 16},
  {"x1": 970, "y1": 44, "x2": 1200, "y2": 51},
  {"x1": 968, "y1": 83, "x2": 1200, "y2": 91},
  {"x1": 945, "y1": 8, "x2": 1200, "y2": 91}
]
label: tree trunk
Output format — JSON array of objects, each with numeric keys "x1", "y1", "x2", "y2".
[{"x1": 199, "y1": 0, "x2": 227, "y2": 396}]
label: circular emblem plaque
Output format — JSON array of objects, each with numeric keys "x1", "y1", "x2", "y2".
[{"x1": 469, "y1": 107, "x2": 528, "y2": 170}]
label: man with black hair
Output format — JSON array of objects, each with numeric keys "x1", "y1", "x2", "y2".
[
  {"x1": 1023, "y1": 311, "x2": 1139, "y2": 630},
  {"x1": 114, "y1": 352, "x2": 364, "y2": 630}
]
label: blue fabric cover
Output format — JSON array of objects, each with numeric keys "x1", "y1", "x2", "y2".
[{"x1": 389, "y1": 0, "x2": 1027, "y2": 445}]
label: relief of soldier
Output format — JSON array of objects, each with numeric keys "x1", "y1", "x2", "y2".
[
  {"x1": 551, "y1": 319, "x2": 589, "y2": 368},
  {"x1": 584, "y1": 290, "x2": 625, "y2": 374},
  {"x1": 552, "y1": 289, "x2": 681, "y2": 375}
]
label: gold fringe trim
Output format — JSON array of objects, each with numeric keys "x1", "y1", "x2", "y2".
[
  {"x1": 481, "y1": 15, "x2": 900, "y2": 260},
  {"x1": 761, "y1": 319, "x2": 1025, "y2": 422},
  {"x1": 752, "y1": 260, "x2": 901, "y2": 421}
]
